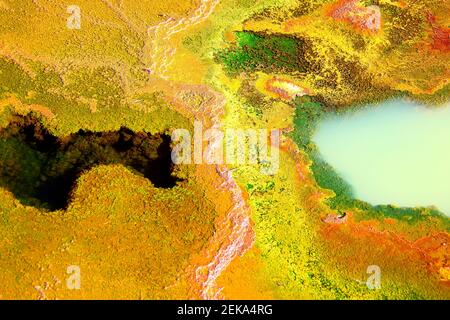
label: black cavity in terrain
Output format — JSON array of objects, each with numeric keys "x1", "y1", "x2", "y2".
[{"x1": 0, "y1": 114, "x2": 179, "y2": 211}]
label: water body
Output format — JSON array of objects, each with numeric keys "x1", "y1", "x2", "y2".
[{"x1": 313, "y1": 99, "x2": 450, "y2": 216}]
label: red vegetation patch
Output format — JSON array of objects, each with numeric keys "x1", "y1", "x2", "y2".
[
  {"x1": 320, "y1": 213, "x2": 450, "y2": 290},
  {"x1": 327, "y1": 0, "x2": 382, "y2": 34},
  {"x1": 414, "y1": 233, "x2": 450, "y2": 284},
  {"x1": 426, "y1": 13, "x2": 450, "y2": 53}
]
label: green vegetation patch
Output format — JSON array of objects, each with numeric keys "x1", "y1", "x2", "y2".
[{"x1": 216, "y1": 31, "x2": 309, "y2": 75}]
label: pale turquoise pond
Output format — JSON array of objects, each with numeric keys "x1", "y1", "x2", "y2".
[{"x1": 313, "y1": 99, "x2": 450, "y2": 216}]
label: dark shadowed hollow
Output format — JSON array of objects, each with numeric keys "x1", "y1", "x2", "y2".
[{"x1": 0, "y1": 114, "x2": 180, "y2": 211}]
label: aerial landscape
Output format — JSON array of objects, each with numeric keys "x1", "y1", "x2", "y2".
[{"x1": 0, "y1": 0, "x2": 449, "y2": 300}]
